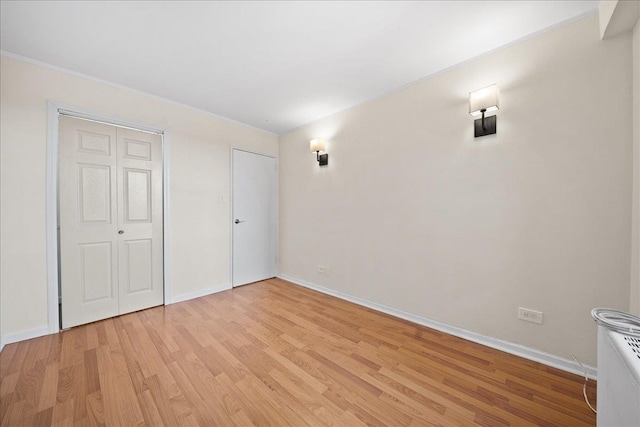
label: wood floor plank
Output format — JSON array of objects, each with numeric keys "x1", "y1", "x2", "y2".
[
  {"x1": 144, "y1": 374, "x2": 183, "y2": 426},
  {"x1": 214, "y1": 372, "x2": 272, "y2": 426},
  {"x1": 0, "y1": 278, "x2": 597, "y2": 426},
  {"x1": 1, "y1": 340, "x2": 28, "y2": 378},
  {"x1": 165, "y1": 358, "x2": 231, "y2": 426},
  {"x1": 85, "y1": 390, "x2": 105, "y2": 427},
  {"x1": 263, "y1": 347, "x2": 328, "y2": 394},
  {"x1": 267, "y1": 367, "x2": 351, "y2": 426},
  {"x1": 98, "y1": 347, "x2": 145, "y2": 426},
  {"x1": 50, "y1": 397, "x2": 73, "y2": 426},
  {"x1": 0, "y1": 372, "x2": 19, "y2": 400}
]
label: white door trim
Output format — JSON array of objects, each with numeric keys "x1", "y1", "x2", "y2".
[
  {"x1": 46, "y1": 101, "x2": 172, "y2": 334},
  {"x1": 230, "y1": 148, "x2": 279, "y2": 287}
]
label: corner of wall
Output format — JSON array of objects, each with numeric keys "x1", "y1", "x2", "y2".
[{"x1": 599, "y1": 0, "x2": 618, "y2": 39}]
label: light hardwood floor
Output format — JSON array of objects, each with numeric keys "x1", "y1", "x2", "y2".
[{"x1": 1, "y1": 278, "x2": 596, "y2": 426}]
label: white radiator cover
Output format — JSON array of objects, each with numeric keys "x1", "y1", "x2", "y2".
[{"x1": 596, "y1": 326, "x2": 640, "y2": 426}]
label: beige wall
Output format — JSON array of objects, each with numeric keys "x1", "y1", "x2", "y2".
[
  {"x1": 632, "y1": 20, "x2": 640, "y2": 315},
  {"x1": 279, "y1": 15, "x2": 632, "y2": 366},
  {"x1": 0, "y1": 56, "x2": 278, "y2": 339}
]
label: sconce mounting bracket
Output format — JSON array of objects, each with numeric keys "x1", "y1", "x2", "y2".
[{"x1": 474, "y1": 115, "x2": 497, "y2": 138}]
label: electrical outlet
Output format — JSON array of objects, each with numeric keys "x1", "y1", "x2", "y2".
[
  {"x1": 325, "y1": 266, "x2": 331, "y2": 276},
  {"x1": 318, "y1": 265, "x2": 326, "y2": 274},
  {"x1": 518, "y1": 307, "x2": 543, "y2": 324}
]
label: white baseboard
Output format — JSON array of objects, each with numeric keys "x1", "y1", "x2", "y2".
[
  {"x1": 0, "y1": 326, "x2": 51, "y2": 352},
  {"x1": 170, "y1": 283, "x2": 231, "y2": 304},
  {"x1": 278, "y1": 274, "x2": 597, "y2": 380}
]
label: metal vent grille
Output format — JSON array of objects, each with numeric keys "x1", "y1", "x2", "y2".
[{"x1": 624, "y1": 336, "x2": 640, "y2": 361}]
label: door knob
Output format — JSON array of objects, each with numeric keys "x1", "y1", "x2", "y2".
[
  {"x1": 118, "y1": 230, "x2": 124, "y2": 234},
  {"x1": 234, "y1": 219, "x2": 245, "y2": 224}
]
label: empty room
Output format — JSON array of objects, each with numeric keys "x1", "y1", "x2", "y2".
[{"x1": 1, "y1": 1, "x2": 639, "y2": 426}]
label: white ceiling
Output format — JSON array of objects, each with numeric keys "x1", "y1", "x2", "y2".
[{"x1": 0, "y1": 1, "x2": 599, "y2": 134}]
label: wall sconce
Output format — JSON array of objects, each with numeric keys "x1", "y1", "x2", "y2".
[
  {"x1": 310, "y1": 138, "x2": 328, "y2": 166},
  {"x1": 469, "y1": 84, "x2": 499, "y2": 138}
]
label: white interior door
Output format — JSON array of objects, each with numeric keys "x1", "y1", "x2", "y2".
[
  {"x1": 59, "y1": 116, "x2": 163, "y2": 329},
  {"x1": 60, "y1": 117, "x2": 119, "y2": 328},
  {"x1": 116, "y1": 127, "x2": 164, "y2": 315},
  {"x1": 232, "y1": 149, "x2": 277, "y2": 287}
]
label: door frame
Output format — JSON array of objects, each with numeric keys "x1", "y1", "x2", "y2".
[
  {"x1": 46, "y1": 101, "x2": 172, "y2": 333},
  {"x1": 230, "y1": 147, "x2": 279, "y2": 288}
]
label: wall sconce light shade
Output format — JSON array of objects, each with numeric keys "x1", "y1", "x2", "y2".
[
  {"x1": 469, "y1": 84, "x2": 499, "y2": 137},
  {"x1": 469, "y1": 84, "x2": 499, "y2": 117},
  {"x1": 310, "y1": 138, "x2": 326, "y2": 153},
  {"x1": 310, "y1": 138, "x2": 328, "y2": 166}
]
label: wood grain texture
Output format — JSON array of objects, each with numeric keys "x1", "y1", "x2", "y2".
[{"x1": 0, "y1": 278, "x2": 596, "y2": 426}]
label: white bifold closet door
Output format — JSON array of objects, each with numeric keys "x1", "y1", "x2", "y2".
[{"x1": 59, "y1": 116, "x2": 163, "y2": 329}]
